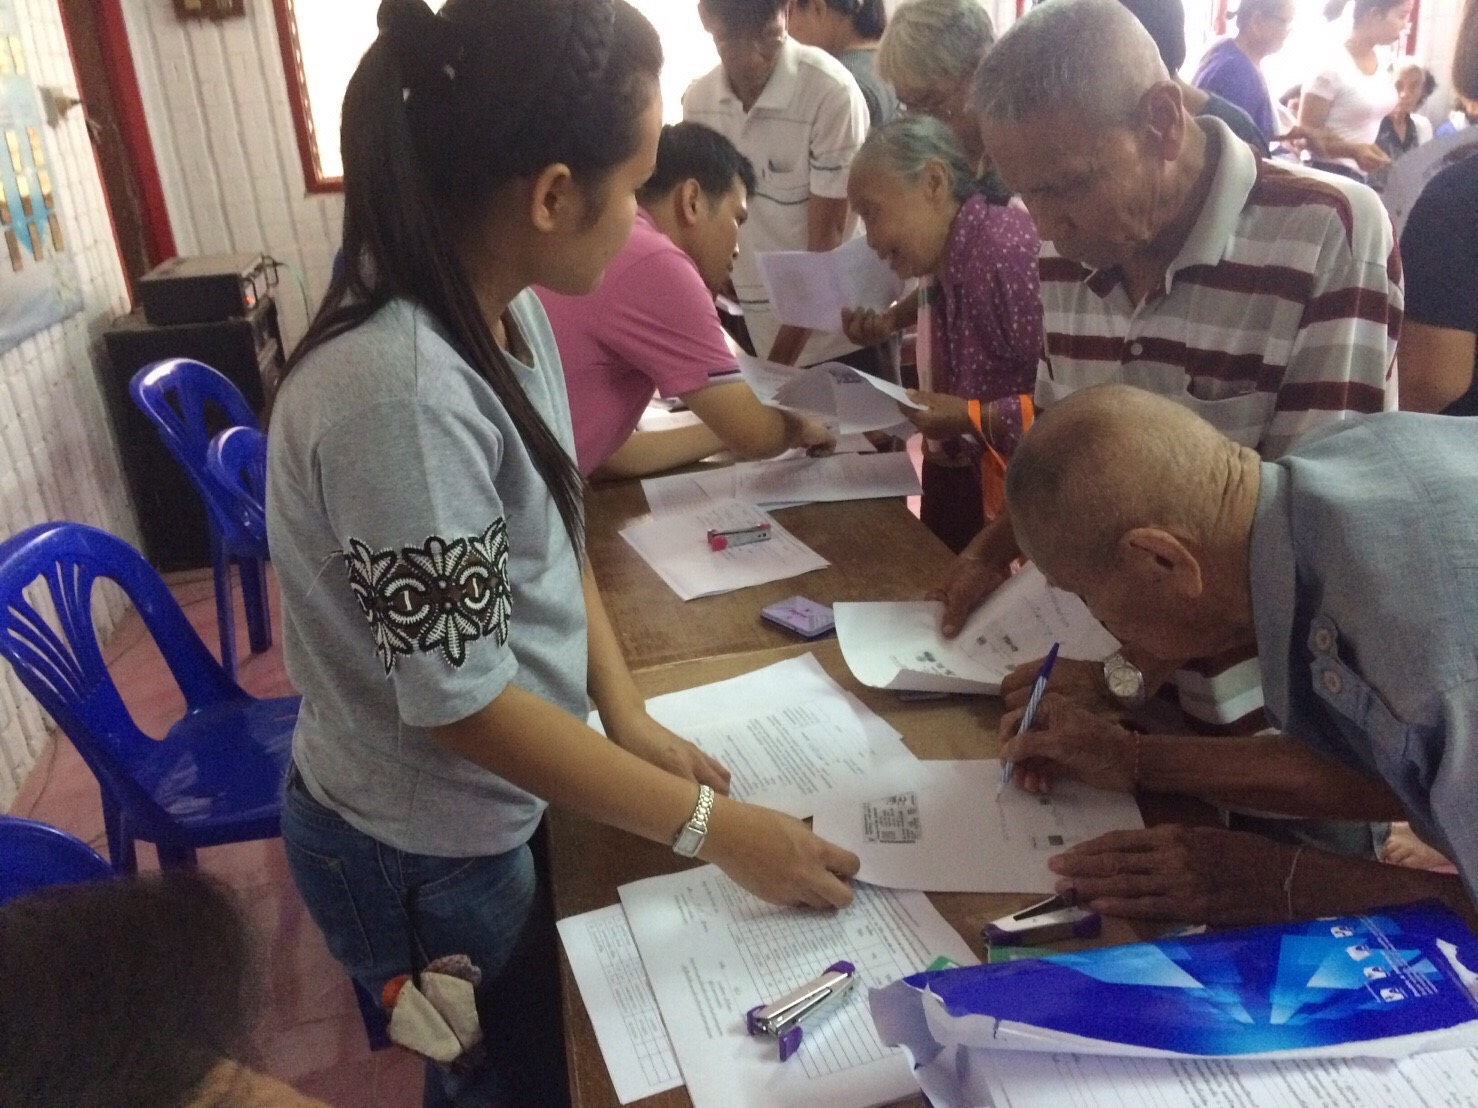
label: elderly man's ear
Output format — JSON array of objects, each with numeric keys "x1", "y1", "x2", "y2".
[
  {"x1": 1119, "y1": 527, "x2": 1204, "y2": 599},
  {"x1": 1137, "y1": 81, "x2": 1186, "y2": 158}
]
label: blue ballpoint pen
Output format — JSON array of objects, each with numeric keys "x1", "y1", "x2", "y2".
[{"x1": 999, "y1": 642, "x2": 1060, "y2": 790}]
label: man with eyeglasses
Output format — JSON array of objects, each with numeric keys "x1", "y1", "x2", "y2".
[{"x1": 685, "y1": 0, "x2": 872, "y2": 370}]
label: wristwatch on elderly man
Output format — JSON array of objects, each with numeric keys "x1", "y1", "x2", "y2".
[
  {"x1": 1102, "y1": 650, "x2": 1148, "y2": 709},
  {"x1": 672, "y1": 784, "x2": 715, "y2": 857}
]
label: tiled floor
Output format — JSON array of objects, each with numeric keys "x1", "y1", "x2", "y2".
[{"x1": 6, "y1": 567, "x2": 425, "y2": 1106}]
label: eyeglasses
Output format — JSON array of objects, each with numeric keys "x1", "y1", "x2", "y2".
[
  {"x1": 712, "y1": 28, "x2": 787, "y2": 62},
  {"x1": 902, "y1": 91, "x2": 957, "y2": 121}
]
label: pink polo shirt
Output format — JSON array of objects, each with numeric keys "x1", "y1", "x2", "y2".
[{"x1": 537, "y1": 210, "x2": 738, "y2": 474}]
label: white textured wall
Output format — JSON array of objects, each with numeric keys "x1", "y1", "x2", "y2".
[
  {"x1": 0, "y1": 0, "x2": 136, "y2": 806},
  {"x1": 119, "y1": 0, "x2": 343, "y2": 350}
]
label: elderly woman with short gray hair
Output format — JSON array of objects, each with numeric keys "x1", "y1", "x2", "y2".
[
  {"x1": 877, "y1": 0, "x2": 996, "y2": 165},
  {"x1": 844, "y1": 115, "x2": 1042, "y2": 551}
]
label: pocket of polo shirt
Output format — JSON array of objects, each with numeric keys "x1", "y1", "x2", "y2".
[
  {"x1": 760, "y1": 158, "x2": 809, "y2": 205},
  {"x1": 1310, "y1": 655, "x2": 1430, "y2": 795},
  {"x1": 1174, "y1": 386, "x2": 1273, "y2": 449}
]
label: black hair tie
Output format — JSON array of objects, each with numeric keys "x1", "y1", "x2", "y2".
[{"x1": 378, "y1": 0, "x2": 465, "y2": 98}]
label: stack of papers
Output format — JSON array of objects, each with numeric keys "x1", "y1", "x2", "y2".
[
  {"x1": 834, "y1": 564, "x2": 1119, "y2": 694},
  {"x1": 737, "y1": 352, "x2": 923, "y2": 436},
  {"x1": 641, "y1": 451, "x2": 921, "y2": 517},
  {"x1": 809, "y1": 760, "x2": 1145, "y2": 893},
  {"x1": 619, "y1": 500, "x2": 828, "y2": 601},
  {"x1": 756, "y1": 237, "x2": 903, "y2": 333}
]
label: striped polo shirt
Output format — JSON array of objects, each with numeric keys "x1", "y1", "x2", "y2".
[{"x1": 1035, "y1": 118, "x2": 1401, "y2": 732}]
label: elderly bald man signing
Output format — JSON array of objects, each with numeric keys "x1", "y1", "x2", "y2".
[
  {"x1": 933, "y1": 0, "x2": 1401, "y2": 861},
  {"x1": 998, "y1": 385, "x2": 1478, "y2": 928}
]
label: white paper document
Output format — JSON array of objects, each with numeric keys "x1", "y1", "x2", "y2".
[
  {"x1": 556, "y1": 905, "x2": 684, "y2": 1104},
  {"x1": 834, "y1": 564, "x2": 1120, "y2": 694},
  {"x1": 975, "y1": 1046, "x2": 1478, "y2": 1108},
  {"x1": 591, "y1": 654, "x2": 914, "y2": 819},
  {"x1": 757, "y1": 237, "x2": 904, "y2": 333},
  {"x1": 736, "y1": 351, "x2": 924, "y2": 435},
  {"x1": 641, "y1": 452, "x2": 920, "y2": 517},
  {"x1": 619, "y1": 865, "x2": 978, "y2": 1108},
  {"x1": 619, "y1": 500, "x2": 828, "y2": 601},
  {"x1": 809, "y1": 760, "x2": 1145, "y2": 893}
]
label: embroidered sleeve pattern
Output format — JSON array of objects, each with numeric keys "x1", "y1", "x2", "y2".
[{"x1": 341, "y1": 519, "x2": 512, "y2": 674}]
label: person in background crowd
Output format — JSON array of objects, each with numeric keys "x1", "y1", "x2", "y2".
[
  {"x1": 1369, "y1": 58, "x2": 1435, "y2": 189},
  {"x1": 1118, "y1": 0, "x2": 1270, "y2": 153},
  {"x1": 539, "y1": 122, "x2": 833, "y2": 478},
  {"x1": 786, "y1": 0, "x2": 899, "y2": 127},
  {"x1": 0, "y1": 872, "x2": 326, "y2": 1108},
  {"x1": 1396, "y1": 0, "x2": 1478, "y2": 417},
  {"x1": 685, "y1": 0, "x2": 873, "y2": 370},
  {"x1": 845, "y1": 116, "x2": 1041, "y2": 551},
  {"x1": 1434, "y1": 92, "x2": 1478, "y2": 135},
  {"x1": 1298, "y1": 0, "x2": 1412, "y2": 180},
  {"x1": 1193, "y1": 0, "x2": 1295, "y2": 148},
  {"x1": 994, "y1": 386, "x2": 1478, "y2": 929},
  {"x1": 267, "y1": 3, "x2": 860, "y2": 1103}
]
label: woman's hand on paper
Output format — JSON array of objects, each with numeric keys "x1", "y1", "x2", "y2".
[
  {"x1": 841, "y1": 305, "x2": 899, "y2": 347},
  {"x1": 703, "y1": 798, "x2": 861, "y2": 910},
  {"x1": 786, "y1": 412, "x2": 837, "y2": 457},
  {"x1": 997, "y1": 695, "x2": 1137, "y2": 794},
  {"x1": 1048, "y1": 825, "x2": 1296, "y2": 925},
  {"x1": 609, "y1": 713, "x2": 732, "y2": 795},
  {"x1": 902, "y1": 390, "x2": 974, "y2": 438},
  {"x1": 1001, "y1": 657, "x2": 1122, "y2": 716}
]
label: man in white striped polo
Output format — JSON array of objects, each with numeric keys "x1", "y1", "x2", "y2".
[{"x1": 935, "y1": 0, "x2": 1400, "y2": 858}]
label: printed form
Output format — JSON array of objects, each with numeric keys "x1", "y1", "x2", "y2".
[
  {"x1": 834, "y1": 564, "x2": 1119, "y2": 694},
  {"x1": 735, "y1": 351, "x2": 924, "y2": 435},
  {"x1": 756, "y1": 236, "x2": 903, "y2": 333},
  {"x1": 809, "y1": 760, "x2": 1145, "y2": 892},
  {"x1": 555, "y1": 905, "x2": 684, "y2": 1104},
  {"x1": 978, "y1": 1046, "x2": 1478, "y2": 1108},
  {"x1": 589, "y1": 654, "x2": 914, "y2": 819},
  {"x1": 619, "y1": 500, "x2": 828, "y2": 601},
  {"x1": 620, "y1": 865, "x2": 978, "y2": 1108},
  {"x1": 641, "y1": 452, "x2": 921, "y2": 517}
]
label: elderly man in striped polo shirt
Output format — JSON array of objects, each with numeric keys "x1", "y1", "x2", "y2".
[{"x1": 935, "y1": 0, "x2": 1400, "y2": 855}]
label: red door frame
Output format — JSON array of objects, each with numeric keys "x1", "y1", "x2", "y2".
[{"x1": 57, "y1": 0, "x2": 176, "y2": 271}]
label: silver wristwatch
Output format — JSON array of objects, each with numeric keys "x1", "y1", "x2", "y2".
[
  {"x1": 1102, "y1": 650, "x2": 1147, "y2": 708},
  {"x1": 672, "y1": 784, "x2": 715, "y2": 858}
]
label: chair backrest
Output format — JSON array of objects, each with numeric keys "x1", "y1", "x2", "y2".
[
  {"x1": 0, "y1": 816, "x2": 113, "y2": 906},
  {"x1": 205, "y1": 427, "x2": 268, "y2": 553},
  {"x1": 129, "y1": 359, "x2": 260, "y2": 537},
  {"x1": 0, "y1": 524, "x2": 245, "y2": 824}
]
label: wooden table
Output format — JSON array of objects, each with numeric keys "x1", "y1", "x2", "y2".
[
  {"x1": 559, "y1": 479, "x2": 1207, "y2": 1107},
  {"x1": 585, "y1": 478, "x2": 955, "y2": 671}
]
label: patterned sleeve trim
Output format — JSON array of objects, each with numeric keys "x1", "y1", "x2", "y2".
[{"x1": 339, "y1": 519, "x2": 512, "y2": 675}]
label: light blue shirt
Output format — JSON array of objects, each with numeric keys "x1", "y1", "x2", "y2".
[{"x1": 1250, "y1": 413, "x2": 1478, "y2": 899}]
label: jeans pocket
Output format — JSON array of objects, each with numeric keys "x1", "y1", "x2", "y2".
[{"x1": 282, "y1": 835, "x2": 377, "y2": 973}]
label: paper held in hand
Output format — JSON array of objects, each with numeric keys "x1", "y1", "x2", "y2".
[
  {"x1": 833, "y1": 564, "x2": 1119, "y2": 694},
  {"x1": 736, "y1": 351, "x2": 923, "y2": 436},
  {"x1": 757, "y1": 236, "x2": 903, "y2": 333}
]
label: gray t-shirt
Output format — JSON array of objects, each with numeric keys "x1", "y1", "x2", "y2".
[
  {"x1": 266, "y1": 293, "x2": 587, "y2": 857},
  {"x1": 839, "y1": 47, "x2": 898, "y2": 129}
]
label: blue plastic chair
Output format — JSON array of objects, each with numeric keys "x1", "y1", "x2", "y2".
[
  {"x1": 206, "y1": 427, "x2": 268, "y2": 553},
  {"x1": 0, "y1": 522, "x2": 390, "y2": 1049},
  {"x1": 130, "y1": 359, "x2": 270, "y2": 678},
  {"x1": 0, "y1": 815, "x2": 114, "y2": 906}
]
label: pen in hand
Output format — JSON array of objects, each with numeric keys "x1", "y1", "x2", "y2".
[{"x1": 998, "y1": 642, "x2": 1060, "y2": 792}]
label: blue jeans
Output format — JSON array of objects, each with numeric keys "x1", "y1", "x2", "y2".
[{"x1": 282, "y1": 767, "x2": 562, "y2": 1106}]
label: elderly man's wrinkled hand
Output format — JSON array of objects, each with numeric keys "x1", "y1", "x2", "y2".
[
  {"x1": 1048, "y1": 825, "x2": 1296, "y2": 925},
  {"x1": 997, "y1": 694, "x2": 1137, "y2": 794},
  {"x1": 1001, "y1": 656, "x2": 1122, "y2": 715}
]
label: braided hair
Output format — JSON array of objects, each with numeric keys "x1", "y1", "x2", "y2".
[{"x1": 276, "y1": 0, "x2": 662, "y2": 553}]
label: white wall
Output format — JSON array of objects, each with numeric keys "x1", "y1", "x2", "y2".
[
  {"x1": 0, "y1": 0, "x2": 137, "y2": 806},
  {"x1": 120, "y1": 0, "x2": 343, "y2": 350}
]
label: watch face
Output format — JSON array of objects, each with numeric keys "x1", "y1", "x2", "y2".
[
  {"x1": 674, "y1": 826, "x2": 704, "y2": 857},
  {"x1": 1106, "y1": 665, "x2": 1142, "y2": 698}
]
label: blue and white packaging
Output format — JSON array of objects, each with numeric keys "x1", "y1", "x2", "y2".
[{"x1": 871, "y1": 902, "x2": 1478, "y2": 1073}]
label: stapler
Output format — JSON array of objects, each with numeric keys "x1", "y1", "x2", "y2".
[
  {"x1": 983, "y1": 893, "x2": 1102, "y2": 946},
  {"x1": 745, "y1": 960, "x2": 856, "y2": 1061}
]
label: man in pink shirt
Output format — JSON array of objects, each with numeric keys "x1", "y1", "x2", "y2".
[{"x1": 539, "y1": 123, "x2": 833, "y2": 477}]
